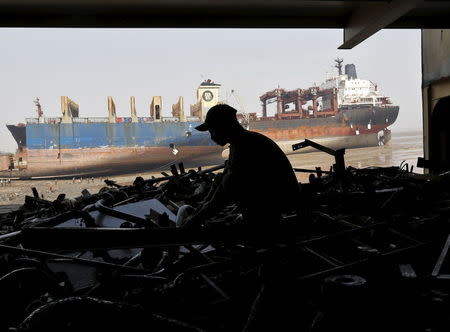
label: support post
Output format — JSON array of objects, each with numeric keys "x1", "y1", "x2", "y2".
[
  {"x1": 108, "y1": 96, "x2": 116, "y2": 123},
  {"x1": 150, "y1": 96, "x2": 162, "y2": 122},
  {"x1": 172, "y1": 96, "x2": 186, "y2": 122},
  {"x1": 130, "y1": 96, "x2": 138, "y2": 123},
  {"x1": 296, "y1": 90, "x2": 302, "y2": 119},
  {"x1": 61, "y1": 96, "x2": 77, "y2": 123},
  {"x1": 276, "y1": 89, "x2": 283, "y2": 118},
  {"x1": 312, "y1": 97, "x2": 318, "y2": 118}
]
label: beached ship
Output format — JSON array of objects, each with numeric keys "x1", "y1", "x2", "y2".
[
  {"x1": 255, "y1": 58, "x2": 398, "y2": 153},
  {"x1": 3, "y1": 59, "x2": 399, "y2": 178}
]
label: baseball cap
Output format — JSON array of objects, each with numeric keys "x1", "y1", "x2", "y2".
[{"x1": 195, "y1": 104, "x2": 238, "y2": 131}]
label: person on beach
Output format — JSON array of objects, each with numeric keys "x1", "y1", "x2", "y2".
[{"x1": 179, "y1": 104, "x2": 301, "y2": 229}]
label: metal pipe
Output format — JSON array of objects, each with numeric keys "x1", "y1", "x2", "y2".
[
  {"x1": 294, "y1": 168, "x2": 331, "y2": 174},
  {"x1": 0, "y1": 243, "x2": 150, "y2": 273},
  {"x1": 0, "y1": 231, "x2": 21, "y2": 242},
  {"x1": 197, "y1": 164, "x2": 225, "y2": 175},
  {"x1": 30, "y1": 210, "x2": 96, "y2": 228},
  {"x1": 94, "y1": 199, "x2": 151, "y2": 227}
]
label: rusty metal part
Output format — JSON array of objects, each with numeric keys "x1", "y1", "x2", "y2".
[{"x1": 259, "y1": 86, "x2": 338, "y2": 119}]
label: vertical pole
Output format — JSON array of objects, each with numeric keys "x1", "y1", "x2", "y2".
[
  {"x1": 422, "y1": 85, "x2": 430, "y2": 174},
  {"x1": 332, "y1": 89, "x2": 338, "y2": 114},
  {"x1": 276, "y1": 89, "x2": 283, "y2": 118},
  {"x1": 108, "y1": 97, "x2": 116, "y2": 123},
  {"x1": 130, "y1": 96, "x2": 138, "y2": 123},
  {"x1": 296, "y1": 90, "x2": 302, "y2": 118},
  {"x1": 313, "y1": 97, "x2": 318, "y2": 118},
  {"x1": 179, "y1": 96, "x2": 186, "y2": 122}
]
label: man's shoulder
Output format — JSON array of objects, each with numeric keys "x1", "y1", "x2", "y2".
[
  {"x1": 244, "y1": 131, "x2": 282, "y2": 152},
  {"x1": 233, "y1": 130, "x2": 285, "y2": 158},
  {"x1": 243, "y1": 130, "x2": 275, "y2": 143}
]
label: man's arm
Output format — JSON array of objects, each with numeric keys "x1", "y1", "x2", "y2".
[{"x1": 179, "y1": 171, "x2": 228, "y2": 228}]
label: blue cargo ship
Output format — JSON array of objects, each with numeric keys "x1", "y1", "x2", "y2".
[
  {"x1": 5, "y1": 81, "x2": 225, "y2": 177},
  {"x1": 4, "y1": 63, "x2": 399, "y2": 178}
]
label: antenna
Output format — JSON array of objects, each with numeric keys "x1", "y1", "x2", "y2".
[
  {"x1": 334, "y1": 58, "x2": 344, "y2": 75},
  {"x1": 230, "y1": 89, "x2": 249, "y2": 129},
  {"x1": 230, "y1": 89, "x2": 242, "y2": 112}
]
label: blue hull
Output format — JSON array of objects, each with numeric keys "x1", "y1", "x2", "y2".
[{"x1": 26, "y1": 122, "x2": 214, "y2": 150}]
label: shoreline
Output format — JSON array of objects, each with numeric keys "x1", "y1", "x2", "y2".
[{"x1": 0, "y1": 130, "x2": 424, "y2": 207}]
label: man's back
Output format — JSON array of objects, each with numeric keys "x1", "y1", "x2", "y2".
[
  {"x1": 183, "y1": 104, "x2": 301, "y2": 229},
  {"x1": 225, "y1": 129, "x2": 300, "y2": 222}
]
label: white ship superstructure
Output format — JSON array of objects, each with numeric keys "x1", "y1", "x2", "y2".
[{"x1": 320, "y1": 59, "x2": 394, "y2": 107}]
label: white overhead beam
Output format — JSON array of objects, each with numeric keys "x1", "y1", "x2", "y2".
[{"x1": 338, "y1": 0, "x2": 422, "y2": 49}]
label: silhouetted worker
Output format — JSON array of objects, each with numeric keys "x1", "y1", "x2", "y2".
[{"x1": 181, "y1": 104, "x2": 301, "y2": 229}]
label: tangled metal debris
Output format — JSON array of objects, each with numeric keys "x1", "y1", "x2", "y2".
[{"x1": 1, "y1": 141, "x2": 450, "y2": 331}]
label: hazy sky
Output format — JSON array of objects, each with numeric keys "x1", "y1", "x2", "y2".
[{"x1": 0, "y1": 28, "x2": 422, "y2": 152}]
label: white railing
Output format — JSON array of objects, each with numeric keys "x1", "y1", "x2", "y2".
[
  {"x1": 25, "y1": 116, "x2": 203, "y2": 125},
  {"x1": 45, "y1": 117, "x2": 61, "y2": 124},
  {"x1": 72, "y1": 117, "x2": 89, "y2": 123},
  {"x1": 26, "y1": 118, "x2": 39, "y2": 124},
  {"x1": 186, "y1": 116, "x2": 200, "y2": 122},
  {"x1": 162, "y1": 117, "x2": 179, "y2": 122},
  {"x1": 85, "y1": 117, "x2": 109, "y2": 123},
  {"x1": 117, "y1": 117, "x2": 132, "y2": 123},
  {"x1": 138, "y1": 117, "x2": 153, "y2": 123}
]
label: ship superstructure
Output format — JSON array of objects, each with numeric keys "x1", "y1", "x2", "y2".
[{"x1": 321, "y1": 59, "x2": 394, "y2": 108}]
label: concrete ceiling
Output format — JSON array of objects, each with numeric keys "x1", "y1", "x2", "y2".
[{"x1": 1, "y1": 0, "x2": 450, "y2": 48}]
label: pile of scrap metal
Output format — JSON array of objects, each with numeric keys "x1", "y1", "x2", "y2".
[{"x1": 1, "y1": 140, "x2": 450, "y2": 331}]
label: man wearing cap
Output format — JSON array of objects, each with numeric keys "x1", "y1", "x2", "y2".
[{"x1": 180, "y1": 104, "x2": 301, "y2": 229}]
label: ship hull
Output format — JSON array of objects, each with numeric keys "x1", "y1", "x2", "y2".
[
  {"x1": 4, "y1": 105, "x2": 399, "y2": 178},
  {"x1": 3, "y1": 146, "x2": 223, "y2": 178}
]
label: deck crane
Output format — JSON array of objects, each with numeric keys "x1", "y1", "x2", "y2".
[{"x1": 34, "y1": 97, "x2": 43, "y2": 117}]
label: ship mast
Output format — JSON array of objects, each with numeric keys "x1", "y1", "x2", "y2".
[
  {"x1": 334, "y1": 58, "x2": 344, "y2": 75},
  {"x1": 34, "y1": 97, "x2": 43, "y2": 117}
]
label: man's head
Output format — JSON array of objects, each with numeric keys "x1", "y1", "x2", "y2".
[{"x1": 195, "y1": 104, "x2": 241, "y2": 146}]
